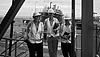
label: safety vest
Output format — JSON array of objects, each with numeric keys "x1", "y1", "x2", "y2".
[
  {"x1": 45, "y1": 18, "x2": 59, "y2": 37},
  {"x1": 28, "y1": 21, "x2": 44, "y2": 43},
  {"x1": 60, "y1": 24, "x2": 71, "y2": 43}
]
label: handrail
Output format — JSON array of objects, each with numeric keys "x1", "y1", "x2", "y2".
[
  {"x1": 16, "y1": 49, "x2": 28, "y2": 57},
  {"x1": 24, "y1": 54, "x2": 28, "y2": 57},
  {"x1": 11, "y1": 41, "x2": 25, "y2": 52},
  {"x1": 2, "y1": 37, "x2": 25, "y2": 41},
  {"x1": 0, "y1": 36, "x2": 28, "y2": 57},
  {"x1": 23, "y1": 50, "x2": 29, "y2": 57},
  {"x1": 0, "y1": 36, "x2": 24, "y2": 54},
  {"x1": 0, "y1": 55, "x2": 9, "y2": 57}
]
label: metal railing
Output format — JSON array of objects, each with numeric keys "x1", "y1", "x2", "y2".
[{"x1": 0, "y1": 32, "x2": 28, "y2": 57}]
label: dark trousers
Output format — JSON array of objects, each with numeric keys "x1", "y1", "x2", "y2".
[
  {"x1": 61, "y1": 42, "x2": 71, "y2": 57},
  {"x1": 47, "y1": 36, "x2": 58, "y2": 57},
  {"x1": 25, "y1": 40, "x2": 43, "y2": 57}
]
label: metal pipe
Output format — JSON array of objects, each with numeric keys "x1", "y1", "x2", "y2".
[
  {"x1": 0, "y1": 55, "x2": 9, "y2": 57},
  {"x1": 15, "y1": 42, "x2": 17, "y2": 57},
  {"x1": 8, "y1": 21, "x2": 14, "y2": 56},
  {"x1": 11, "y1": 41, "x2": 25, "y2": 52},
  {"x1": 96, "y1": 25, "x2": 97, "y2": 54},
  {"x1": 5, "y1": 40, "x2": 8, "y2": 57},
  {"x1": 1, "y1": 36, "x2": 24, "y2": 55},
  {"x1": 2, "y1": 37, "x2": 24, "y2": 41},
  {"x1": 71, "y1": 0, "x2": 75, "y2": 57},
  {"x1": 8, "y1": 1, "x2": 15, "y2": 56}
]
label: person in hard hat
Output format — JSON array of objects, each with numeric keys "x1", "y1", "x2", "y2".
[
  {"x1": 59, "y1": 19, "x2": 71, "y2": 57},
  {"x1": 54, "y1": 9, "x2": 63, "y2": 23},
  {"x1": 25, "y1": 12, "x2": 44, "y2": 57},
  {"x1": 44, "y1": 8, "x2": 60, "y2": 57}
]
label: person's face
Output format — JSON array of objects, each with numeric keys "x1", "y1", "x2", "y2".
[
  {"x1": 34, "y1": 16, "x2": 40, "y2": 22},
  {"x1": 65, "y1": 22, "x2": 70, "y2": 26},
  {"x1": 49, "y1": 13, "x2": 54, "y2": 20},
  {"x1": 49, "y1": 13, "x2": 53, "y2": 17}
]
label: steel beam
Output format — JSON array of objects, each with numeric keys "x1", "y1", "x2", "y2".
[
  {"x1": 0, "y1": 0, "x2": 25, "y2": 39},
  {"x1": 81, "y1": 0, "x2": 95, "y2": 57},
  {"x1": 71, "y1": 0, "x2": 75, "y2": 57},
  {"x1": 8, "y1": 0, "x2": 15, "y2": 56}
]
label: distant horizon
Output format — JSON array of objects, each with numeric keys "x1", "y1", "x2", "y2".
[{"x1": 0, "y1": 15, "x2": 82, "y2": 19}]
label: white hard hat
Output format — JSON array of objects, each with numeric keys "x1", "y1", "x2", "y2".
[
  {"x1": 48, "y1": 9, "x2": 55, "y2": 13},
  {"x1": 55, "y1": 10, "x2": 63, "y2": 16},
  {"x1": 33, "y1": 12, "x2": 41, "y2": 16}
]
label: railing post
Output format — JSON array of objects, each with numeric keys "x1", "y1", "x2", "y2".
[
  {"x1": 96, "y1": 25, "x2": 97, "y2": 54},
  {"x1": 8, "y1": 0, "x2": 15, "y2": 56},
  {"x1": 8, "y1": 21, "x2": 14, "y2": 56},
  {"x1": 5, "y1": 40, "x2": 8, "y2": 57},
  {"x1": 71, "y1": 0, "x2": 75, "y2": 57},
  {"x1": 15, "y1": 42, "x2": 17, "y2": 57}
]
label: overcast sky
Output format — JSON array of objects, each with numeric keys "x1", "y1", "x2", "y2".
[{"x1": 0, "y1": 0, "x2": 100, "y2": 18}]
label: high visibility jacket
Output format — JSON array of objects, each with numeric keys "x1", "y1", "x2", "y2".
[
  {"x1": 27, "y1": 21, "x2": 44, "y2": 43},
  {"x1": 60, "y1": 23, "x2": 71, "y2": 43},
  {"x1": 45, "y1": 18, "x2": 60, "y2": 37}
]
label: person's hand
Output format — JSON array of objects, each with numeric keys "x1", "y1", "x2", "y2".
[{"x1": 61, "y1": 35, "x2": 68, "y2": 40}]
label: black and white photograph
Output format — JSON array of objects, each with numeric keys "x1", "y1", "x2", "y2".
[{"x1": 0, "y1": 0, "x2": 99, "y2": 57}]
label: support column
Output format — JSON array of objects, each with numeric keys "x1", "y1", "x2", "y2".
[
  {"x1": 8, "y1": 21, "x2": 14, "y2": 56},
  {"x1": 71, "y1": 0, "x2": 75, "y2": 57},
  {"x1": 81, "y1": 0, "x2": 95, "y2": 57},
  {"x1": 8, "y1": 0, "x2": 15, "y2": 56}
]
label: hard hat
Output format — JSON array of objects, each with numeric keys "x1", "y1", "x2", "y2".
[
  {"x1": 55, "y1": 10, "x2": 63, "y2": 16},
  {"x1": 48, "y1": 8, "x2": 55, "y2": 13},
  {"x1": 33, "y1": 12, "x2": 41, "y2": 17}
]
